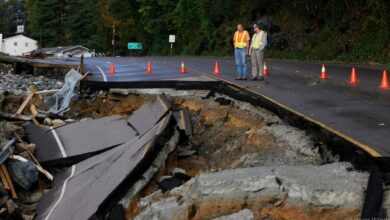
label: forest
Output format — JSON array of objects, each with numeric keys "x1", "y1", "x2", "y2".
[{"x1": 0, "y1": 0, "x2": 389, "y2": 63}]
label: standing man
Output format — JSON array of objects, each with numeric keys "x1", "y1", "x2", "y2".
[
  {"x1": 233, "y1": 24, "x2": 250, "y2": 80},
  {"x1": 250, "y1": 24, "x2": 268, "y2": 81}
]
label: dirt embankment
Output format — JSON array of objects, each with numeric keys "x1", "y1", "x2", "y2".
[{"x1": 67, "y1": 90, "x2": 367, "y2": 220}]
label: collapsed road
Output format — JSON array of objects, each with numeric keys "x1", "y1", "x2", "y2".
[{"x1": 0, "y1": 56, "x2": 388, "y2": 219}]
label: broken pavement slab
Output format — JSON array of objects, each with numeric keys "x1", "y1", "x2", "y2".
[
  {"x1": 132, "y1": 163, "x2": 368, "y2": 219},
  {"x1": 127, "y1": 94, "x2": 171, "y2": 135},
  {"x1": 24, "y1": 116, "x2": 137, "y2": 165},
  {"x1": 24, "y1": 94, "x2": 173, "y2": 165},
  {"x1": 35, "y1": 112, "x2": 174, "y2": 220}
]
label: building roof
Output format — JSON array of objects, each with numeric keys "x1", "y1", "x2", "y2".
[
  {"x1": 2, "y1": 34, "x2": 37, "y2": 43},
  {"x1": 41, "y1": 45, "x2": 89, "y2": 54}
]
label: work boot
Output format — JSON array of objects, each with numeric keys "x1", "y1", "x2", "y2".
[{"x1": 250, "y1": 77, "x2": 257, "y2": 81}]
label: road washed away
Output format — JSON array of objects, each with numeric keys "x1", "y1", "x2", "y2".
[{"x1": 0, "y1": 64, "x2": 375, "y2": 219}]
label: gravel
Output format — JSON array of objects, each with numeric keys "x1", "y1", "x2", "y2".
[{"x1": 0, "y1": 72, "x2": 63, "y2": 95}]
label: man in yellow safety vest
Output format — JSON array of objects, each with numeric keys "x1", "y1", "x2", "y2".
[
  {"x1": 233, "y1": 24, "x2": 250, "y2": 80},
  {"x1": 250, "y1": 24, "x2": 268, "y2": 81}
]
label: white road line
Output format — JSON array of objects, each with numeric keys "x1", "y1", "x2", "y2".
[
  {"x1": 45, "y1": 165, "x2": 76, "y2": 220},
  {"x1": 96, "y1": 65, "x2": 108, "y2": 82},
  {"x1": 50, "y1": 127, "x2": 67, "y2": 158}
]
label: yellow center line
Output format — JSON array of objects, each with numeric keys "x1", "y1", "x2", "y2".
[{"x1": 185, "y1": 65, "x2": 382, "y2": 158}]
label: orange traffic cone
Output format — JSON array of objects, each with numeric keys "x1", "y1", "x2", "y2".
[
  {"x1": 214, "y1": 61, "x2": 220, "y2": 75},
  {"x1": 380, "y1": 70, "x2": 389, "y2": 89},
  {"x1": 263, "y1": 61, "x2": 269, "y2": 76},
  {"x1": 349, "y1": 67, "x2": 359, "y2": 84},
  {"x1": 110, "y1": 63, "x2": 116, "y2": 75},
  {"x1": 180, "y1": 61, "x2": 187, "y2": 74},
  {"x1": 147, "y1": 60, "x2": 152, "y2": 74},
  {"x1": 320, "y1": 64, "x2": 328, "y2": 80}
]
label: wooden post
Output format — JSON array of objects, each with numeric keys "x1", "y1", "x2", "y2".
[{"x1": 79, "y1": 54, "x2": 84, "y2": 74}]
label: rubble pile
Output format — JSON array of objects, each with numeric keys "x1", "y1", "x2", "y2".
[{"x1": 0, "y1": 67, "x2": 63, "y2": 96}]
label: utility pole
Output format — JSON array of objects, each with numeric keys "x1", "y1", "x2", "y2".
[
  {"x1": 39, "y1": 28, "x2": 42, "y2": 49},
  {"x1": 112, "y1": 24, "x2": 115, "y2": 57}
]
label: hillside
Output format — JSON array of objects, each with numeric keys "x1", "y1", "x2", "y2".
[{"x1": 2, "y1": 0, "x2": 390, "y2": 63}]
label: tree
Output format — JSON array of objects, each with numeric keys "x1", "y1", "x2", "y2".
[
  {"x1": 26, "y1": 0, "x2": 68, "y2": 47},
  {"x1": 0, "y1": 0, "x2": 22, "y2": 37},
  {"x1": 66, "y1": 0, "x2": 101, "y2": 50}
]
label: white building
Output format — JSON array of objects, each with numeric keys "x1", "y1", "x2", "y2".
[{"x1": 0, "y1": 34, "x2": 38, "y2": 56}]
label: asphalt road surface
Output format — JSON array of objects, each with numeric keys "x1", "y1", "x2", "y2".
[{"x1": 83, "y1": 56, "x2": 390, "y2": 158}]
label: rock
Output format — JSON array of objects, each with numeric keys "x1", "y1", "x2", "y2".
[
  {"x1": 7, "y1": 159, "x2": 39, "y2": 190},
  {"x1": 158, "y1": 176, "x2": 184, "y2": 193},
  {"x1": 213, "y1": 209, "x2": 254, "y2": 220},
  {"x1": 263, "y1": 124, "x2": 319, "y2": 158},
  {"x1": 80, "y1": 117, "x2": 93, "y2": 122},
  {"x1": 214, "y1": 97, "x2": 232, "y2": 106},
  {"x1": 132, "y1": 164, "x2": 368, "y2": 219},
  {"x1": 51, "y1": 119, "x2": 65, "y2": 127},
  {"x1": 196, "y1": 167, "x2": 279, "y2": 195},
  {"x1": 172, "y1": 167, "x2": 187, "y2": 176},
  {"x1": 65, "y1": 118, "x2": 76, "y2": 123},
  {"x1": 7, "y1": 199, "x2": 16, "y2": 214},
  {"x1": 274, "y1": 163, "x2": 368, "y2": 208},
  {"x1": 5, "y1": 199, "x2": 23, "y2": 220},
  {"x1": 22, "y1": 214, "x2": 34, "y2": 220},
  {"x1": 177, "y1": 155, "x2": 209, "y2": 177},
  {"x1": 177, "y1": 149, "x2": 196, "y2": 158},
  {"x1": 43, "y1": 118, "x2": 53, "y2": 126},
  {"x1": 158, "y1": 170, "x2": 191, "y2": 193}
]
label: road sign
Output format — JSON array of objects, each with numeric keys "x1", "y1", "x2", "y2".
[
  {"x1": 169, "y1": 35, "x2": 176, "y2": 43},
  {"x1": 128, "y1": 42, "x2": 142, "y2": 50}
]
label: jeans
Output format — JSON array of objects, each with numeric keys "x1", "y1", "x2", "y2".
[
  {"x1": 234, "y1": 48, "x2": 248, "y2": 78},
  {"x1": 251, "y1": 49, "x2": 264, "y2": 78}
]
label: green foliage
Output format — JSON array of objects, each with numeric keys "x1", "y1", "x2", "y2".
[
  {"x1": 0, "y1": 0, "x2": 14, "y2": 36},
  {"x1": 0, "y1": 0, "x2": 23, "y2": 37},
  {"x1": 20, "y1": 0, "x2": 390, "y2": 63}
]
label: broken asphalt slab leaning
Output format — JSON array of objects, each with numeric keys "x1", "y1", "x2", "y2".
[
  {"x1": 23, "y1": 94, "x2": 173, "y2": 166},
  {"x1": 24, "y1": 94, "x2": 193, "y2": 219}
]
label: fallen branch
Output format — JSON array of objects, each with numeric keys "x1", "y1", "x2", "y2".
[
  {"x1": 1, "y1": 164, "x2": 17, "y2": 199},
  {"x1": 16, "y1": 86, "x2": 37, "y2": 115}
]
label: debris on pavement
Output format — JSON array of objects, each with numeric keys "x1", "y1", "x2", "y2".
[{"x1": 43, "y1": 69, "x2": 82, "y2": 115}]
